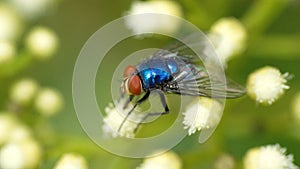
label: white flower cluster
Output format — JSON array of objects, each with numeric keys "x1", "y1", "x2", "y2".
[
  {"x1": 25, "y1": 26, "x2": 59, "y2": 60},
  {"x1": 35, "y1": 88, "x2": 63, "y2": 116},
  {"x1": 102, "y1": 100, "x2": 140, "y2": 138},
  {"x1": 136, "y1": 151, "x2": 182, "y2": 169},
  {"x1": 10, "y1": 78, "x2": 63, "y2": 116},
  {"x1": 244, "y1": 144, "x2": 298, "y2": 169},
  {"x1": 0, "y1": 112, "x2": 42, "y2": 169},
  {"x1": 10, "y1": 78, "x2": 39, "y2": 105},
  {"x1": 125, "y1": 0, "x2": 182, "y2": 36},
  {"x1": 182, "y1": 97, "x2": 223, "y2": 135},
  {"x1": 209, "y1": 17, "x2": 247, "y2": 64},
  {"x1": 54, "y1": 153, "x2": 88, "y2": 169},
  {"x1": 247, "y1": 66, "x2": 289, "y2": 105}
]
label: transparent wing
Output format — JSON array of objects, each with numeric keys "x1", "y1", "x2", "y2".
[
  {"x1": 151, "y1": 33, "x2": 246, "y2": 98},
  {"x1": 166, "y1": 64, "x2": 246, "y2": 99},
  {"x1": 152, "y1": 33, "x2": 211, "y2": 65}
]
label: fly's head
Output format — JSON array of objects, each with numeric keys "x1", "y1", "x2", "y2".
[{"x1": 121, "y1": 65, "x2": 142, "y2": 96}]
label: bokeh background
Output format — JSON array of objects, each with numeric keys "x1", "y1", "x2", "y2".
[{"x1": 0, "y1": 0, "x2": 300, "y2": 168}]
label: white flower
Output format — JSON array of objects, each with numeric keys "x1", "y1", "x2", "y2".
[
  {"x1": 0, "y1": 4, "x2": 22, "y2": 41},
  {"x1": 125, "y1": 0, "x2": 182, "y2": 36},
  {"x1": 54, "y1": 153, "x2": 88, "y2": 169},
  {"x1": 10, "y1": 0, "x2": 54, "y2": 20},
  {"x1": 0, "y1": 113, "x2": 18, "y2": 145},
  {"x1": 247, "y1": 66, "x2": 289, "y2": 105},
  {"x1": 0, "y1": 139, "x2": 42, "y2": 169},
  {"x1": 292, "y1": 92, "x2": 300, "y2": 124},
  {"x1": 0, "y1": 41, "x2": 16, "y2": 64},
  {"x1": 103, "y1": 99, "x2": 140, "y2": 138},
  {"x1": 137, "y1": 151, "x2": 182, "y2": 169},
  {"x1": 25, "y1": 26, "x2": 58, "y2": 60},
  {"x1": 209, "y1": 17, "x2": 247, "y2": 63},
  {"x1": 183, "y1": 97, "x2": 222, "y2": 135},
  {"x1": 243, "y1": 144, "x2": 298, "y2": 169},
  {"x1": 34, "y1": 88, "x2": 63, "y2": 116},
  {"x1": 10, "y1": 78, "x2": 39, "y2": 105}
]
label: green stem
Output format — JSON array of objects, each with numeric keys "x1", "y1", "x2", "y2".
[
  {"x1": 242, "y1": 0, "x2": 290, "y2": 35},
  {"x1": 0, "y1": 50, "x2": 34, "y2": 78}
]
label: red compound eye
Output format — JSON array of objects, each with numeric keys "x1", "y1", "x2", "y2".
[
  {"x1": 124, "y1": 65, "x2": 136, "y2": 78},
  {"x1": 128, "y1": 75, "x2": 142, "y2": 95}
]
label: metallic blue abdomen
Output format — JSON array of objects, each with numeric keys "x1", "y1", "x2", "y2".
[{"x1": 137, "y1": 58, "x2": 178, "y2": 89}]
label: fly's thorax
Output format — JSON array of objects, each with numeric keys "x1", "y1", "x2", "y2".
[{"x1": 136, "y1": 57, "x2": 179, "y2": 90}]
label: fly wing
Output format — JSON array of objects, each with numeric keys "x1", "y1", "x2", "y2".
[
  {"x1": 165, "y1": 64, "x2": 246, "y2": 99},
  {"x1": 153, "y1": 34, "x2": 246, "y2": 98},
  {"x1": 152, "y1": 34, "x2": 210, "y2": 65}
]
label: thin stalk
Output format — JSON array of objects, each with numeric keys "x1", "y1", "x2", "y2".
[{"x1": 242, "y1": 0, "x2": 290, "y2": 35}]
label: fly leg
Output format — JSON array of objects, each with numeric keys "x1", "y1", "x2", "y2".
[
  {"x1": 123, "y1": 95, "x2": 134, "y2": 109},
  {"x1": 118, "y1": 91, "x2": 150, "y2": 132},
  {"x1": 134, "y1": 90, "x2": 169, "y2": 133}
]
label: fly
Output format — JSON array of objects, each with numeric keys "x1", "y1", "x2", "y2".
[{"x1": 118, "y1": 36, "x2": 246, "y2": 133}]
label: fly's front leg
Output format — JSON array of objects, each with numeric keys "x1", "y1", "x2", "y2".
[
  {"x1": 123, "y1": 95, "x2": 134, "y2": 110},
  {"x1": 118, "y1": 91, "x2": 150, "y2": 132},
  {"x1": 134, "y1": 90, "x2": 169, "y2": 133}
]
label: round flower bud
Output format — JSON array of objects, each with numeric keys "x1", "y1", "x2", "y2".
[
  {"x1": 0, "y1": 41, "x2": 16, "y2": 64},
  {"x1": 0, "y1": 139, "x2": 42, "y2": 169},
  {"x1": 137, "y1": 151, "x2": 182, "y2": 169},
  {"x1": 34, "y1": 88, "x2": 63, "y2": 116},
  {"x1": 125, "y1": 0, "x2": 182, "y2": 36},
  {"x1": 54, "y1": 153, "x2": 88, "y2": 169},
  {"x1": 183, "y1": 97, "x2": 222, "y2": 135},
  {"x1": 25, "y1": 26, "x2": 58, "y2": 60},
  {"x1": 10, "y1": 78, "x2": 39, "y2": 105},
  {"x1": 247, "y1": 66, "x2": 289, "y2": 105},
  {"x1": 243, "y1": 144, "x2": 298, "y2": 169},
  {"x1": 0, "y1": 4, "x2": 22, "y2": 41},
  {"x1": 209, "y1": 17, "x2": 247, "y2": 63}
]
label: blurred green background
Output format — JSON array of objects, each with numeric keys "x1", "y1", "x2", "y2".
[{"x1": 1, "y1": 0, "x2": 300, "y2": 168}]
